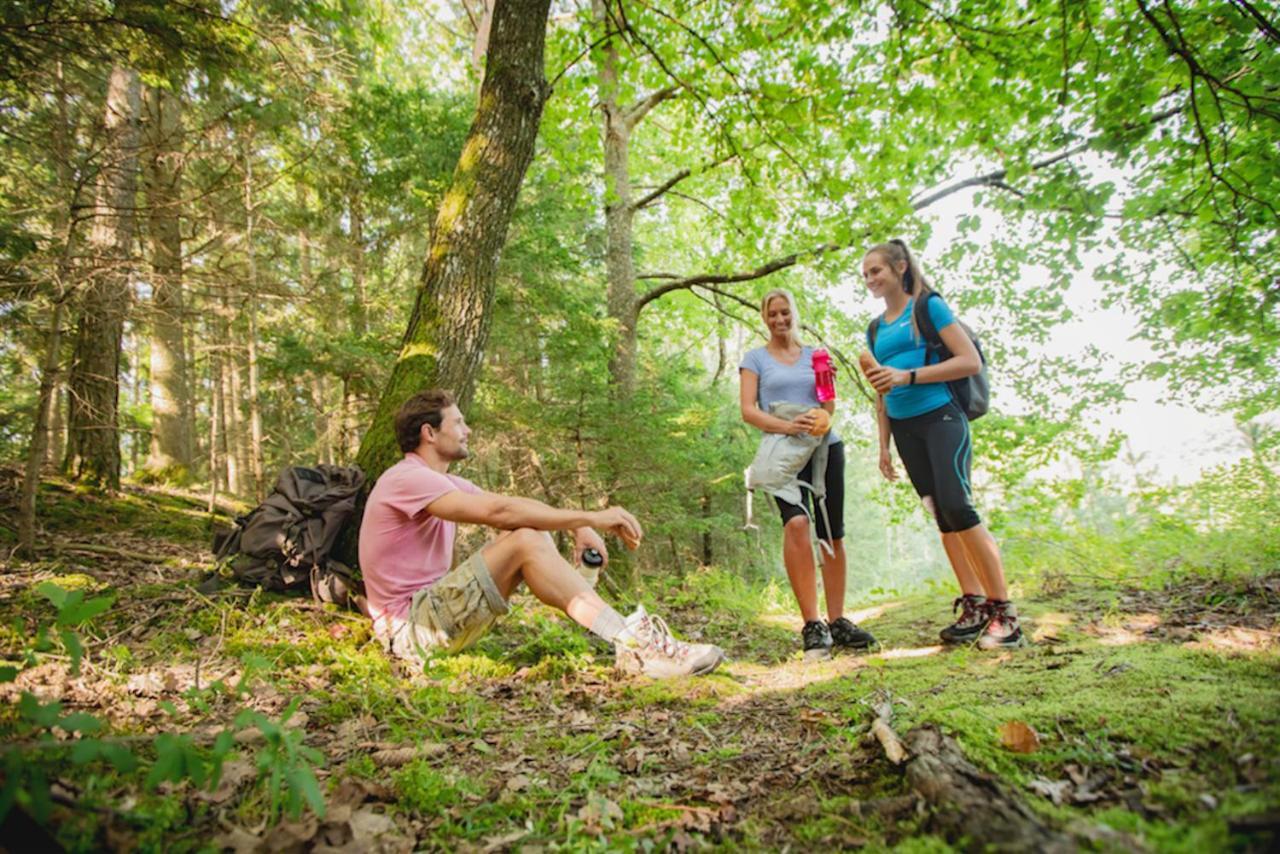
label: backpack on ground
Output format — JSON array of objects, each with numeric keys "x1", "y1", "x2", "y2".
[
  {"x1": 209, "y1": 464, "x2": 366, "y2": 606},
  {"x1": 867, "y1": 291, "x2": 990, "y2": 420}
]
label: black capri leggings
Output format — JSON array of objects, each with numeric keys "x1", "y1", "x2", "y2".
[
  {"x1": 890, "y1": 401, "x2": 981, "y2": 533},
  {"x1": 774, "y1": 441, "x2": 845, "y2": 540}
]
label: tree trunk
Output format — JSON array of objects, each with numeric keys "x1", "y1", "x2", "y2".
[
  {"x1": 65, "y1": 66, "x2": 142, "y2": 491},
  {"x1": 19, "y1": 60, "x2": 80, "y2": 554},
  {"x1": 144, "y1": 85, "x2": 192, "y2": 476},
  {"x1": 243, "y1": 142, "x2": 265, "y2": 500},
  {"x1": 355, "y1": 0, "x2": 552, "y2": 481},
  {"x1": 902, "y1": 726, "x2": 1074, "y2": 852},
  {"x1": 594, "y1": 0, "x2": 640, "y2": 397}
]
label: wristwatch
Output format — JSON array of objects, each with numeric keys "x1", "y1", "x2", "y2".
[{"x1": 909, "y1": 369, "x2": 917, "y2": 386}]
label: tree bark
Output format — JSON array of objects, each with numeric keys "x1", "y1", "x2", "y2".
[
  {"x1": 902, "y1": 726, "x2": 1074, "y2": 852},
  {"x1": 18, "y1": 60, "x2": 80, "y2": 555},
  {"x1": 143, "y1": 85, "x2": 193, "y2": 475},
  {"x1": 355, "y1": 0, "x2": 552, "y2": 482},
  {"x1": 243, "y1": 142, "x2": 265, "y2": 500},
  {"x1": 65, "y1": 66, "x2": 143, "y2": 491},
  {"x1": 594, "y1": 0, "x2": 639, "y2": 397}
]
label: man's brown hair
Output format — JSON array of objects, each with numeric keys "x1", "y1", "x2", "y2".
[{"x1": 395, "y1": 389, "x2": 455, "y2": 453}]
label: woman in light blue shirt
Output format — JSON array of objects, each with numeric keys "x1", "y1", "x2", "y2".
[{"x1": 739, "y1": 288, "x2": 876, "y2": 660}]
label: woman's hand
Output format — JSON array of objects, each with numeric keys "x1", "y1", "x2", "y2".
[
  {"x1": 788, "y1": 410, "x2": 817, "y2": 435},
  {"x1": 866, "y1": 365, "x2": 908, "y2": 395},
  {"x1": 878, "y1": 447, "x2": 898, "y2": 482}
]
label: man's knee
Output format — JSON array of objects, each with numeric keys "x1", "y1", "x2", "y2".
[{"x1": 509, "y1": 527, "x2": 554, "y2": 555}]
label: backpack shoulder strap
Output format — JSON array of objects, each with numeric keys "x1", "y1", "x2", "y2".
[
  {"x1": 866, "y1": 315, "x2": 880, "y2": 349},
  {"x1": 914, "y1": 292, "x2": 943, "y2": 348}
]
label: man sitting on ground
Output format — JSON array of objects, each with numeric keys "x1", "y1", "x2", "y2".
[{"x1": 358, "y1": 389, "x2": 725, "y2": 679}]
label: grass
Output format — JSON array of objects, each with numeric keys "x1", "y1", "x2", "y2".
[{"x1": 0, "y1": 480, "x2": 1276, "y2": 851}]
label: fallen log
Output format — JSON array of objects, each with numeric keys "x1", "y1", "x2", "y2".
[{"x1": 903, "y1": 725, "x2": 1074, "y2": 853}]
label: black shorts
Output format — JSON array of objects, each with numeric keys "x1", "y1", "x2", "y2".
[
  {"x1": 773, "y1": 440, "x2": 845, "y2": 541},
  {"x1": 889, "y1": 400, "x2": 980, "y2": 533}
]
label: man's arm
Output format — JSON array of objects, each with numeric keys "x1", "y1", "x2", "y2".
[{"x1": 427, "y1": 489, "x2": 642, "y2": 543}]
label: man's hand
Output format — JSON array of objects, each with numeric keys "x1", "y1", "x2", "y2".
[
  {"x1": 573, "y1": 526, "x2": 609, "y2": 567},
  {"x1": 591, "y1": 506, "x2": 643, "y2": 550}
]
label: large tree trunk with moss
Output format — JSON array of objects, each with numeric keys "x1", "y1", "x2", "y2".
[
  {"x1": 354, "y1": 0, "x2": 552, "y2": 482},
  {"x1": 143, "y1": 85, "x2": 193, "y2": 477},
  {"x1": 64, "y1": 66, "x2": 142, "y2": 491}
]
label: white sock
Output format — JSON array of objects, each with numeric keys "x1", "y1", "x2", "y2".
[{"x1": 589, "y1": 606, "x2": 627, "y2": 642}]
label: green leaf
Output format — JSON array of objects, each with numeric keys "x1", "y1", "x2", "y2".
[
  {"x1": 58, "y1": 712, "x2": 102, "y2": 734},
  {"x1": 34, "y1": 582, "x2": 69, "y2": 610},
  {"x1": 0, "y1": 665, "x2": 18, "y2": 683},
  {"x1": 60, "y1": 629, "x2": 84, "y2": 676},
  {"x1": 286, "y1": 765, "x2": 325, "y2": 819},
  {"x1": 19, "y1": 692, "x2": 62, "y2": 727},
  {"x1": 57, "y1": 595, "x2": 115, "y2": 628}
]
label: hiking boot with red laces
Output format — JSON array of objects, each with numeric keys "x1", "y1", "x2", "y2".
[
  {"x1": 940, "y1": 593, "x2": 989, "y2": 644},
  {"x1": 977, "y1": 599, "x2": 1027, "y2": 650},
  {"x1": 614, "y1": 606, "x2": 725, "y2": 678},
  {"x1": 828, "y1": 616, "x2": 877, "y2": 650}
]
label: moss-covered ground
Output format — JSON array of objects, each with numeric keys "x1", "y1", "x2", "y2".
[{"x1": 1, "y1": 477, "x2": 1277, "y2": 851}]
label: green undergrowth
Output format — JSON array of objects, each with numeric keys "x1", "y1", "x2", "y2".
[{"x1": 1, "y1": 482, "x2": 1277, "y2": 851}]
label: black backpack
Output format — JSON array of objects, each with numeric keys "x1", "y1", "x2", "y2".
[
  {"x1": 867, "y1": 292, "x2": 990, "y2": 420},
  {"x1": 210, "y1": 465, "x2": 366, "y2": 606}
]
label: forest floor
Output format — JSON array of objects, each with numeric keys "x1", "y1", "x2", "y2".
[{"x1": 1, "y1": 474, "x2": 1278, "y2": 852}]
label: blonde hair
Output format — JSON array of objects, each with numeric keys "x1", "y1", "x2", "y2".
[
  {"x1": 865, "y1": 240, "x2": 933, "y2": 341},
  {"x1": 760, "y1": 288, "x2": 802, "y2": 346}
]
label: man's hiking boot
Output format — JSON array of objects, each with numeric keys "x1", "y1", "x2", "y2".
[
  {"x1": 615, "y1": 606, "x2": 725, "y2": 678},
  {"x1": 802, "y1": 620, "x2": 833, "y2": 660},
  {"x1": 828, "y1": 616, "x2": 876, "y2": 650},
  {"x1": 977, "y1": 600, "x2": 1027, "y2": 650},
  {"x1": 940, "y1": 593, "x2": 988, "y2": 644}
]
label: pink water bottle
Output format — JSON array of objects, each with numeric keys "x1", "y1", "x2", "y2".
[{"x1": 813, "y1": 348, "x2": 836, "y2": 402}]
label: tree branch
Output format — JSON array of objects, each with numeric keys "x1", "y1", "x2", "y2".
[
  {"x1": 631, "y1": 152, "x2": 736, "y2": 210},
  {"x1": 624, "y1": 86, "x2": 678, "y2": 131},
  {"x1": 635, "y1": 105, "x2": 1185, "y2": 312}
]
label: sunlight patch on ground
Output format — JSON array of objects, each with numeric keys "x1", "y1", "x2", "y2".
[
  {"x1": 1032, "y1": 611, "x2": 1073, "y2": 643},
  {"x1": 753, "y1": 600, "x2": 904, "y2": 633},
  {"x1": 1183, "y1": 626, "x2": 1279, "y2": 653},
  {"x1": 722, "y1": 655, "x2": 867, "y2": 700},
  {"x1": 1088, "y1": 613, "x2": 1161, "y2": 646},
  {"x1": 874, "y1": 644, "x2": 943, "y2": 660}
]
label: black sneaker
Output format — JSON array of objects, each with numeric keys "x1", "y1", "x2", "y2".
[
  {"x1": 802, "y1": 620, "x2": 833, "y2": 661},
  {"x1": 940, "y1": 594, "x2": 989, "y2": 644},
  {"x1": 828, "y1": 616, "x2": 877, "y2": 650}
]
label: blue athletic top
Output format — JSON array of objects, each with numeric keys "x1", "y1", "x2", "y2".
[
  {"x1": 867, "y1": 295, "x2": 957, "y2": 420},
  {"x1": 740, "y1": 345, "x2": 841, "y2": 445}
]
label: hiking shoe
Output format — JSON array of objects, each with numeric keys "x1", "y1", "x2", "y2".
[
  {"x1": 977, "y1": 600, "x2": 1027, "y2": 650},
  {"x1": 614, "y1": 606, "x2": 725, "y2": 678},
  {"x1": 940, "y1": 593, "x2": 989, "y2": 644},
  {"x1": 828, "y1": 617, "x2": 877, "y2": 650},
  {"x1": 802, "y1": 620, "x2": 833, "y2": 660}
]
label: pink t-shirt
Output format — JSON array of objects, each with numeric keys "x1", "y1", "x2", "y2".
[{"x1": 358, "y1": 454, "x2": 481, "y2": 635}]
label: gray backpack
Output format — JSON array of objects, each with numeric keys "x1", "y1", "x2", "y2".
[{"x1": 211, "y1": 465, "x2": 365, "y2": 605}]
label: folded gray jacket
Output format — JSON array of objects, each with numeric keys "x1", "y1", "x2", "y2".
[{"x1": 745, "y1": 402, "x2": 833, "y2": 553}]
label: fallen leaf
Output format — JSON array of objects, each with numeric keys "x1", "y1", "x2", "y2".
[
  {"x1": 1027, "y1": 777, "x2": 1071, "y2": 806},
  {"x1": 998, "y1": 720, "x2": 1041, "y2": 754},
  {"x1": 198, "y1": 759, "x2": 256, "y2": 804}
]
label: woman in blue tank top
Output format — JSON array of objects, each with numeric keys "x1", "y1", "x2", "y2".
[
  {"x1": 861, "y1": 240, "x2": 1024, "y2": 650},
  {"x1": 739, "y1": 289, "x2": 876, "y2": 659}
]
